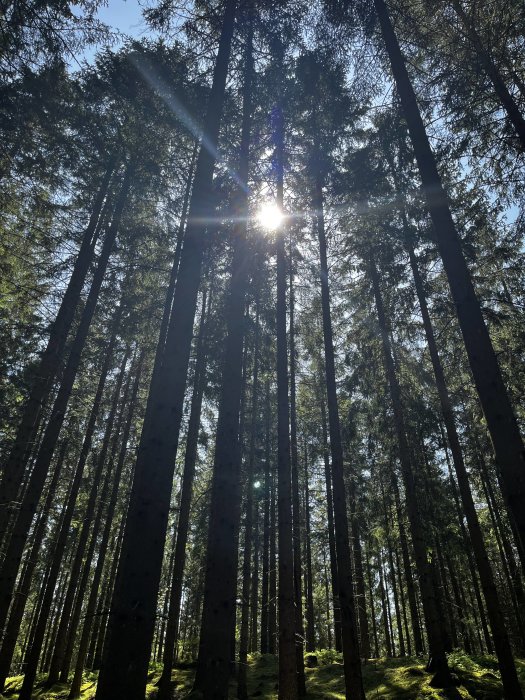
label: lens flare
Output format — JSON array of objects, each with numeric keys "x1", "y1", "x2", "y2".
[{"x1": 256, "y1": 203, "x2": 283, "y2": 231}]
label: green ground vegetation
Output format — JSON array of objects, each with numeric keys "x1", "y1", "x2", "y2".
[{"x1": 3, "y1": 651, "x2": 524, "y2": 699}]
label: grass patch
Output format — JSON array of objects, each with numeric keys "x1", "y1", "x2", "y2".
[{"x1": 3, "y1": 652, "x2": 523, "y2": 698}]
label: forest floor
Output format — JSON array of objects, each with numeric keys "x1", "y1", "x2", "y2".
[{"x1": 3, "y1": 651, "x2": 525, "y2": 699}]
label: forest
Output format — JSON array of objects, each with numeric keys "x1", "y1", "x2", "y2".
[{"x1": 1, "y1": 0, "x2": 525, "y2": 698}]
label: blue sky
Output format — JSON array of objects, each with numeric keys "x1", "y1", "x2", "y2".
[{"x1": 97, "y1": 0, "x2": 145, "y2": 36}]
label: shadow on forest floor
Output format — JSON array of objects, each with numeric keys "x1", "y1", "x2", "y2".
[{"x1": 3, "y1": 651, "x2": 524, "y2": 699}]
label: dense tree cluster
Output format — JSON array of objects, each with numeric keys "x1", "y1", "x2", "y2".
[{"x1": 1, "y1": 0, "x2": 524, "y2": 698}]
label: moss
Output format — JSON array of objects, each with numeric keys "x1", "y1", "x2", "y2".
[{"x1": 4, "y1": 652, "x2": 523, "y2": 699}]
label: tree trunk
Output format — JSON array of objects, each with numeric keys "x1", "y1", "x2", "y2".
[
  {"x1": 0, "y1": 439, "x2": 68, "y2": 690},
  {"x1": 369, "y1": 253, "x2": 452, "y2": 686},
  {"x1": 406, "y1": 244, "x2": 522, "y2": 694},
  {"x1": 238, "y1": 299, "x2": 261, "y2": 700},
  {"x1": 191, "y1": 19, "x2": 253, "y2": 700},
  {"x1": 271, "y1": 43, "x2": 298, "y2": 697},
  {"x1": 313, "y1": 176, "x2": 364, "y2": 699},
  {"x1": 374, "y1": 0, "x2": 525, "y2": 554},
  {"x1": 378, "y1": 551, "x2": 392, "y2": 657},
  {"x1": 68, "y1": 358, "x2": 142, "y2": 699},
  {"x1": 304, "y1": 450, "x2": 316, "y2": 653},
  {"x1": 0, "y1": 312, "x2": 119, "y2": 689},
  {"x1": 0, "y1": 174, "x2": 130, "y2": 645},
  {"x1": 94, "y1": 3, "x2": 237, "y2": 697},
  {"x1": 261, "y1": 381, "x2": 271, "y2": 654},
  {"x1": 156, "y1": 290, "x2": 210, "y2": 698},
  {"x1": 365, "y1": 542, "x2": 379, "y2": 658},
  {"x1": 391, "y1": 474, "x2": 422, "y2": 654},
  {"x1": 18, "y1": 350, "x2": 129, "y2": 700},
  {"x1": 0, "y1": 154, "x2": 118, "y2": 540},
  {"x1": 44, "y1": 315, "x2": 122, "y2": 684},
  {"x1": 350, "y1": 491, "x2": 371, "y2": 659},
  {"x1": 381, "y1": 484, "x2": 405, "y2": 656},
  {"x1": 449, "y1": 0, "x2": 525, "y2": 149},
  {"x1": 320, "y1": 398, "x2": 342, "y2": 652},
  {"x1": 289, "y1": 254, "x2": 306, "y2": 697}
]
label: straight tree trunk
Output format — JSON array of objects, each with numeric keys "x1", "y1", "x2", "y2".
[
  {"x1": 192, "y1": 10, "x2": 255, "y2": 696},
  {"x1": 46, "y1": 344, "x2": 129, "y2": 686},
  {"x1": 313, "y1": 176, "x2": 364, "y2": 699},
  {"x1": 440, "y1": 431, "x2": 492, "y2": 653},
  {"x1": 289, "y1": 257, "x2": 306, "y2": 697},
  {"x1": 406, "y1": 243, "x2": 523, "y2": 694},
  {"x1": 394, "y1": 543, "x2": 412, "y2": 656},
  {"x1": 0, "y1": 154, "x2": 118, "y2": 540},
  {"x1": 250, "y1": 500, "x2": 260, "y2": 653},
  {"x1": 381, "y1": 484, "x2": 405, "y2": 656},
  {"x1": 157, "y1": 290, "x2": 210, "y2": 698},
  {"x1": 269, "y1": 442, "x2": 277, "y2": 656},
  {"x1": 377, "y1": 551, "x2": 392, "y2": 657},
  {"x1": 0, "y1": 311, "x2": 119, "y2": 689},
  {"x1": 18, "y1": 350, "x2": 129, "y2": 700},
  {"x1": 90, "y1": 516, "x2": 126, "y2": 671},
  {"x1": 238, "y1": 300, "x2": 261, "y2": 699},
  {"x1": 365, "y1": 543, "x2": 379, "y2": 658},
  {"x1": 0, "y1": 174, "x2": 130, "y2": 644},
  {"x1": 94, "y1": 4, "x2": 237, "y2": 697},
  {"x1": 260, "y1": 381, "x2": 271, "y2": 654},
  {"x1": 0, "y1": 439, "x2": 69, "y2": 690},
  {"x1": 320, "y1": 398, "x2": 342, "y2": 652},
  {"x1": 349, "y1": 491, "x2": 371, "y2": 659},
  {"x1": 68, "y1": 359, "x2": 142, "y2": 699},
  {"x1": 271, "y1": 49, "x2": 299, "y2": 696},
  {"x1": 391, "y1": 474, "x2": 422, "y2": 654},
  {"x1": 369, "y1": 253, "x2": 452, "y2": 685},
  {"x1": 304, "y1": 450, "x2": 316, "y2": 653},
  {"x1": 374, "y1": 0, "x2": 525, "y2": 554},
  {"x1": 449, "y1": 0, "x2": 525, "y2": 148}
]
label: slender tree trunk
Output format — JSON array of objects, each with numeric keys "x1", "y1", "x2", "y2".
[
  {"x1": 0, "y1": 439, "x2": 69, "y2": 690},
  {"x1": 391, "y1": 474, "x2": 422, "y2": 654},
  {"x1": 46, "y1": 345, "x2": 129, "y2": 686},
  {"x1": 378, "y1": 551, "x2": 392, "y2": 657},
  {"x1": 449, "y1": 0, "x2": 525, "y2": 148},
  {"x1": 394, "y1": 543, "x2": 412, "y2": 656},
  {"x1": 374, "y1": 0, "x2": 525, "y2": 553},
  {"x1": 289, "y1": 256, "x2": 306, "y2": 697},
  {"x1": 238, "y1": 298, "x2": 261, "y2": 700},
  {"x1": 320, "y1": 399, "x2": 342, "y2": 652},
  {"x1": 349, "y1": 491, "x2": 371, "y2": 659},
  {"x1": 269, "y1": 444, "x2": 277, "y2": 656},
  {"x1": 365, "y1": 542, "x2": 379, "y2": 658},
  {"x1": 250, "y1": 500, "x2": 260, "y2": 653},
  {"x1": 323, "y1": 552, "x2": 332, "y2": 649},
  {"x1": 304, "y1": 450, "x2": 316, "y2": 653},
  {"x1": 406, "y1": 244, "x2": 522, "y2": 694},
  {"x1": 369, "y1": 253, "x2": 452, "y2": 685},
  {"x1": 45, "y1": 315, "x2": 122, "y2": 685},
  {"x1": 90, "y1": 516, "x2": 126, "y2": 671},
  {"x1": 0, "y1": 316, "x2": 118, "y2": 688},
  {"x1": 157, "y1": 290, "x2": 210, "y2": 698},
  {"x1": 68, "y1": 360, "x2": 142, "y2": 699},
  {"x1": 381, "y1": 485, "x2": 405, "y2": 656},
  {"x1": 0, "y1": 154, "x2": 118, "y2": 540},
  {"x1": 440, "y1": 429, "x2": 492, "y2": 653},
  {"x1": 192, "y1": 13, "x2": 255, "y2": 698},
  {"x1": 270, "y1": 43, "x2": 298, "y2": 698},
  {"x1": 313, "y1": 176, "x2": 364, "y2": 698},
  {"x1": 0, "y1": 175, "x2": 130, "y2": 645},
  {"x1": 261, "y1": 381, "x2": 271, "y2": 654},
  {"x1": 94, "y1": 4, "x2": 237, "y2": 698},
  {"x1": 18, "y1": 351, "x2": 129, "y2": 700}
]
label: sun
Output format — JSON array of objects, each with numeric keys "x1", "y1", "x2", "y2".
[{"x1": 256, "y1": 202, "x2": 283, "y2": 231}]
